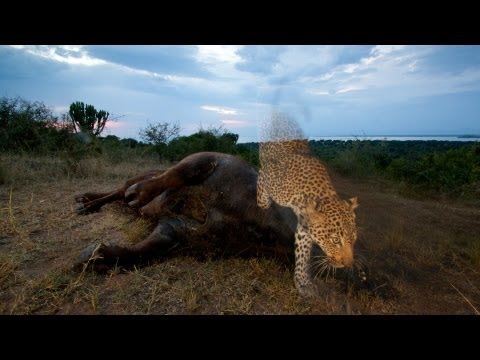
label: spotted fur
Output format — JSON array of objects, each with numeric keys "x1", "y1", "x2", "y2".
[{"x1": 258, "y1": 130, "x2": 359, "y2": 297}]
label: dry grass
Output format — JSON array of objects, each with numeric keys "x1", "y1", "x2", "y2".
[
  {"x1": 0, "y1": 153, "x2": 162, "y2": 186},
  {"x1": 1, "y1": 153, "x2": 480, "y2": 315},
  {"x1": 449, "y1": 283, "x2": 480, "y2": 315},
  {"x1": 467, "y1": 240, "x2": 480, "y2": 269},
  {"x1": 102, "y1": 257, "x2": 312, "y2": 315},
  {"x1": 121, "y1": 218, "x2": 154, "y2": 244}
]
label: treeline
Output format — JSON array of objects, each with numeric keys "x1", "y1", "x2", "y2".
[
  {"x1": 0, "y1": 96, "x2": 259, "y2": 165},
  {"x1": 237, "y1": 140, "x2": 480, "y2": 201},
  {"x1": 309, "y1": 140, "x2": 480, "y2": 200},
  {"x1": 1, "y1": 96, "x2": 478, "y2": 201},
  {"x1": 102, "y1": 130, "x2": 258, "y2": 164}
]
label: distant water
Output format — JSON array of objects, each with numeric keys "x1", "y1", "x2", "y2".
[{"x1": 309, "y1": 135, "x2": 480, "y2": 142}]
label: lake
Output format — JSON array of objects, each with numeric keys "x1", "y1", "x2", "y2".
[{"x1": 309, "y1": 136, "x2": 480, "y2": 142}]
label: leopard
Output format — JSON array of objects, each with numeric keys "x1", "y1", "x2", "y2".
[{"x1": 257, "y1": 111, "x2": 359, "y2": 297}]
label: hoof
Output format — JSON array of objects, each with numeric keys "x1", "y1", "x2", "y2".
[
  {"x1": 74, "y1": 195, "x2": 86, "y2": 203},
  {"x1": 72, "y1": 243, "x2": 104, "y2": 271},
  {"x1": 125, "y1": 184, "x2": 137, "y2": 200},
  {"x1": 125, "y1": 184, "x2": 142, "y2": 208},
  {"x1": 128, "y1": 199, "x2": 140, "y2": 207},
  {"x1": 76, "y1": 205, "x2": 88, "y2": 215},
  {"x1": 76, "y1": 203, "x2": 100, "y2": 215}
]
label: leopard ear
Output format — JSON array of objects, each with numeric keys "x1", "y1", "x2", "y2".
[{"x1": 348, "y1": 196, "x2": 359, "y2": 211}]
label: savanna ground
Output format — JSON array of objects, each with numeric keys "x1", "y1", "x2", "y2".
[{"x1": 0, "y1": 153, "x2": 479, "y2": 315}]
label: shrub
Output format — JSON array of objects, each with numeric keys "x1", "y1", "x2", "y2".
[
  {"x1": 0, "y1": 96, "x2": 77, "y2": 154},
  {"x1": 166, "y1": 127, "x2": 239, "y2": 162}
]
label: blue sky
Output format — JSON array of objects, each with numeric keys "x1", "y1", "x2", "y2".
[{"x1": 1, "y1": 45, "x2": 479, "y2": 142}]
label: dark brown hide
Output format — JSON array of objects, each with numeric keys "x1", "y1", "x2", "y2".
[{"x1": 74, "y1": 152, "x2": 297, "y2": 270}]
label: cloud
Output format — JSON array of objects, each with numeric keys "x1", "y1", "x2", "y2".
[
  {"x1": 84, "y1": 46, "x2": 206, "y2": 77},
  {"x1": 192, "y1": 46, "x2": 262, "y2": 97},
  {"x1": 201, "y1": 105, "x2": 239, "y2": 115},
  {"x1": 336, "y1": 86, "x2": 365, "y2": 94},
  {"x1": 371, "y1": 45, "x2": 406, "y2": 56},
  {"x1": 301, "y1": 45, "x2": 480, "y2": 105},
  {"x1": 342, "y1": 63, "x2": 359, "y2": 74},
  {"x1": 10, "y1": 45, "x2": 106, "y2": 66},
  {"x1": 221, "y1": 119, "x2": 250, "y2": 127},
  {"x1": 105, "y1": 121, "x2": 128, "y2": 129},
  {"x1": 305, "y1": 89, "x2": 330, "y2": 96},
  {"x1": 7, "y1": 45, "x2": 246, "y2": 99},
  {"x1": 195, "y1": 45, "x2": 244, "y2": 65},
  {"x1": 272, "y1": 46, "x2": 342, "y2": 76},
  {"x1": 236, "y1": 46, "x2": 284, "y2": 75},
  {"x1": 194, "y1": 45, "x2": 247, "y2": 80},
  {"x1": 52, "y1": 105, "x2": 69, "y2": 115},
  {"x1": 408, "y1": 60, "x2": 418, "y2": 72},
  {"x1": 2, "y1": 45, "x2": 480, "y2": 140}
]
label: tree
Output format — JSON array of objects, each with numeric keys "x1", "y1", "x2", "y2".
[
  {"x1": 140, "y1": 121, "x2": 180, "y2": 145},
  {"x1": 68, "y1": 101, "x2": 109, "y2": 137},
  {"x1": 139, "y1": 121, "x2": 180, "y2": 159}
]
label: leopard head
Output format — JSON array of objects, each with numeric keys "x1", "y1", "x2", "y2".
[{"x1": 303, "y1": 196, "x2": 359, "y2": 268}]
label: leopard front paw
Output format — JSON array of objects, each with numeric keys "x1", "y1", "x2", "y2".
[{"x1": 294, "y1": 276, "x2": 319, "y2": 298}]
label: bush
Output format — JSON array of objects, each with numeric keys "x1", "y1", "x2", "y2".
[
  {"x1": 0, "y1": 96, "x2": 72, "y2": 153},
  {"x1": 236, "y1": 143, "x2": 259, "y2": 168},
  {"x1": 410, "y1": 145, "x2": 480, "y2": 196},
  {"x1": 329, "y1": 140, "x2": 379, "y2": 178},
  {"x1": 385, "y1": 158, "x2": 418, "y2": 182},
  {"x1": 166, "y1": 127, "x2": 239, "y2": 162},
  {"x1": 312, "y1": 139, "x2": 480, "y2": 201}
]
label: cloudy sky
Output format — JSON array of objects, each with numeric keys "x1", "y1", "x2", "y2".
[{"x1": 1, "y1": 45, "x2": 479, "y2": 142}]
